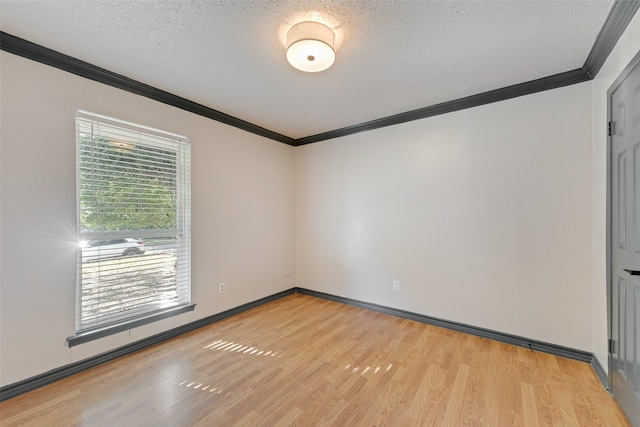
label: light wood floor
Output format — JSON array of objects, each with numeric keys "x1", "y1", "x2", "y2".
[{"x1": 0, "y1": 294, "x2": 631, "y2": 426}]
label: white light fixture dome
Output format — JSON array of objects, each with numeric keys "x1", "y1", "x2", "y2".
[{"x1": 286, "y1": 21, "x2": 335, "y2": 73}]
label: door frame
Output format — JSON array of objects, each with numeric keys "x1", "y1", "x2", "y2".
[{"x1": 606, "y1": 49, "x2": 640, "y2": 391}]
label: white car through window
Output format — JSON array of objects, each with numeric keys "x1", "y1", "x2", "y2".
[{"x1": 79, "y1": 238, "x2": 145, "y2": 261}]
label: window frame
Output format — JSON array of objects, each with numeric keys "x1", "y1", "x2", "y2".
[{"x1": 68, "y1": 111, "x2": 194, "y2": 346}]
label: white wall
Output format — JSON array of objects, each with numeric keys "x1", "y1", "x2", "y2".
[
  {"x1": 591, "y1": 12, "x2": 640, "y2": 372},
  {"x1": 296, "y1": 82, "x2": 594, "y2": 351},
  {"x1": 3, "y1": 12, "x2": 639, "y2": 388},
  {"x1": 0, "y1": 52, "x2": 296, "y2": 386}
]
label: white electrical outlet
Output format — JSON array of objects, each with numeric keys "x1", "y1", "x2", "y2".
[
  {"x1": 219, "y1": 283, "x2": 226, "y2": 293},
  {"x1": 393, "y1": 280, "x2": 401, "y2": 291}
]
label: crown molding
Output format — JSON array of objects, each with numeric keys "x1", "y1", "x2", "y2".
[
  {"x1": 1, "y1": 0, "x2": 637, "y2": 146},
  {"x1": 583, "y1": 0, "x2": 640, "y2": 78},
  {"x1": 293, "y1": 68, "x2": 589, "y2": 146},
  {"x1": 0, "y1": 31, "x2": 296, "y2": 146}
]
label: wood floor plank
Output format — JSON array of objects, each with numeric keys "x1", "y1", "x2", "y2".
[{"x1": 0, "y1": 294, "x2": 631, "y2": 426}]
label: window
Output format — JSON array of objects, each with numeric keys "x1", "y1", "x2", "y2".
[{"x1": 71, "y1": 111, "x2": 192, "y2": 344}]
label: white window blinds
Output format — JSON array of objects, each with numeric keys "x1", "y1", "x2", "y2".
[{"x1": 75, "y1": 111, "x2": 191, "y2": 334}]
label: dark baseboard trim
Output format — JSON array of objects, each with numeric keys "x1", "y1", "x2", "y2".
[
  {"x1": 591, "y1": 355, "x2": 609, "y2": 390},
  {"x1": 0, "y1": 288, "x2": 296, "y2": 402},
  {"x1": 0, "y1": 286, "x2": 611, "y2": 401},
  {"x1": 1, "y1": 0, "x2": 637, "y2": 147},
  {"x1": 294, "y1": 287, "x2": 610, "y2": 389},
  {"x1": 0, "y1": 31, "x2": 295, "y2": 147}
]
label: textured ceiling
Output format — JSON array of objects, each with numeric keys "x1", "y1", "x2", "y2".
[{"x1": 1, "y1": 0, "x2": 614, "y2": 139}]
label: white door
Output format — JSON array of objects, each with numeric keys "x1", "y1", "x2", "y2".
[{"x1": 610, "y1": 54, "x2": 640, "y2": 427}]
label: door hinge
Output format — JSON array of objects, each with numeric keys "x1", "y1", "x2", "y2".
[
  {"x1": 609, "y1": 338, "x2": 616, "y2": 353},
  {"x1": 608, "y1": 121, "x2": 616, "y2": 136}
]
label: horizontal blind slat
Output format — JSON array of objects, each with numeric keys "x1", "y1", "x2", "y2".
[{"x1": 76, "y1": 111, "x2": 191, "y2": 333}]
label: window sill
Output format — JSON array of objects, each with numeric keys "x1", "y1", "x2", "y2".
[{"x1": 67, "y1": 303, "x2": 196, "y2": 347}]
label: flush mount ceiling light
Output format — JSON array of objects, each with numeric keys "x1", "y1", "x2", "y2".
[{"x1": 286, "y1": 21, "x2": 335, "y2": 73}]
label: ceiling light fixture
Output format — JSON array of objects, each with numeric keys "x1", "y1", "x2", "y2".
[{"x1": 286, "y1": 21, "x2": 335, "y2": 73}]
